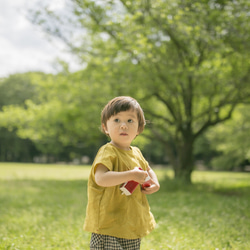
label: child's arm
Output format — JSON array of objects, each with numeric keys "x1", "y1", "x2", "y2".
[
  {"x1": 95, "y1": 164, "x2": 149, "y2": 187},
  {"x1": 142, "y1": 166, "x2": 160, "y2": 194}
]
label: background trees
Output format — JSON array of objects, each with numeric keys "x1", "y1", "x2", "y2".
[
  {"x1": 0, "y1": 0, "x2": 249, "y2": 182},
  {"x1": 207, "y1": 105, "x2": 250, "y2": 171},
  {"x1": 0, "y1": 71, "x2": 108, "y2": 162},
  {"x1": 0, "y1": 73, "x2": 40, "y2": 162}
]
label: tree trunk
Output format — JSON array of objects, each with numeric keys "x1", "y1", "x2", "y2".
[
  {"x1": 174, "y1": 164, "x2": 193, "y2": 184},
  {"x1": 173, "y1": 138, "x2": 194, "y2": 184}
]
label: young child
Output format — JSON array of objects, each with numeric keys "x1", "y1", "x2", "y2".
[{"x1": 83, "y1": 96, "x2": 160, "y2": 250}]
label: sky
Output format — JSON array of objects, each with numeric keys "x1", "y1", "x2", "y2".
[{"x1": 0, "y1": 0, "x2": 80, "y2": 78}]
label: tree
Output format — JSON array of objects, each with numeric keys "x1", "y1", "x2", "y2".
[
  {"x1": 21, "y1": 0, "x2": 250, "y2": 181},
  {"x1": 207, "y1": 105, "x2": 250, "y2": 171},
  {"x1": 0, "y1": 69, "x2": 115, "y2": 159},
  {"x1": 0, "y1": 73, "x2": 41, "y2": 161}
]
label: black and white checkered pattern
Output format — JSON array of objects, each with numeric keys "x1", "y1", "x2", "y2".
[{"x1": 90, "y1": 233, "x2": 141, "y2": 250}]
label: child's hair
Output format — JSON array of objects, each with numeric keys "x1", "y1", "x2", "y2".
[{"x1": 101, "y1": 96, "x2": 146, "y2": 134}]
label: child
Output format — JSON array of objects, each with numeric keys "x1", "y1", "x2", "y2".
[{"x1": 83, "y1": 96, "x2": 160, "y2": 250}]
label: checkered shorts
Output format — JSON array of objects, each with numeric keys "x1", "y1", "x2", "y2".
[{"x1": 90, "y1": 233, "x2": 141, "y2": 250}]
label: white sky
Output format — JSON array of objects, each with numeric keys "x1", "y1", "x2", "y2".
[{"x1": 0, "y1": 0, "x2": 81, "y2": 78}]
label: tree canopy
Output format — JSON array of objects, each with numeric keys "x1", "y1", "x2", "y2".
[
  {"x1": 1, "y1": 0, "x2": 249, "y2": 182},
  {"x1": 208, "y1": 105, "x2": 250, "y2": 170}
]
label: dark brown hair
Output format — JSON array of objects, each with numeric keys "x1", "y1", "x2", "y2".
[{"x1": 101, "y1": 96, "x2": 146, "y2": 134}]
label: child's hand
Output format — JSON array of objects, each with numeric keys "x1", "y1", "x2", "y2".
[
  {"x1": 141, "y1": 178, "x2": 160, "y2": 194},
  {"x1": 131, "y1": 167, "x2": 149, "y2": 184}
]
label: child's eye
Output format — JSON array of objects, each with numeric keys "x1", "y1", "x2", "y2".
[
  {"x1": 128, "y1": 119, "x2": 133, "y2": 123},
  {"x1": 114, "y1": 118, "x2": 120, "y2": 122}
]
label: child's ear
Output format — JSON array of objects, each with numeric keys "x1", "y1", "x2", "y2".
[
  {"x1": 102, "y1": 124, "x2": 108, "y2": 134},
  {"x1": 136, "y1": 127, "x2": 140, "y2": 136}
]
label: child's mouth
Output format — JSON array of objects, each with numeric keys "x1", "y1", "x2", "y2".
[{"x1": 120, "y1": 133, "x2": 128, "y2": 136}]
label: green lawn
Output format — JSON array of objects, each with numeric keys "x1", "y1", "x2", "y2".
[{"x1": 0, "y1": 163, "x2": 249, "y2": 249}]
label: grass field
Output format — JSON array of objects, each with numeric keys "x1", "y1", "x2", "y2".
[{"x1": 0, "y1": 163, "x2": 249, "y2": 250}]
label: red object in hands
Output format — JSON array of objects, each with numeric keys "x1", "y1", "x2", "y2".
[
  {"x1": 120, "y1": 180, "x2": 139, "y2": 195},
  {"x1": 120, "y1": 167, "x2": 151, "y2": 195},
  {"x1": 141, "y1": 180, "x2": 151, "y2": 189}
]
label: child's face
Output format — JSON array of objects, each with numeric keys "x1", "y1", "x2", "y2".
[{"x1": 102, "y1": 109, "x2": 139, "y2": 150}]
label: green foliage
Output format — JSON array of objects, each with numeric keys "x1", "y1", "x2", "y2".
[
  {"x1": 1, "y1": 0, "x2": 249, "y2": 179},
  {"x1": 207, "y1": 105, "x2": 250, "y2": 170},
  {"x1": 0, "y1": 163, "x2": 250, "y2": 249},
  {"x1": 193, "y1": 133, "x2": 219, "y2": 167},
  {"x1": 0, "y1": 73, "x2": 38, "y2": 108},
  {"x1": 30, "y1": 0, "x2": 250, "y2": 180},
  {"x1": 0, "y1": 73, "x2": 43, "y2": 162},
  {"x1": 0, "y1": 127, "x2": 39, "y2": 162},
  {"x1": 0, "y1": 71, "x2": 108, "y2": 153}
]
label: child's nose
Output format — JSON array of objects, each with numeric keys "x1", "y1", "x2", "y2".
[{"x1": 120, "y1": 122, "x2": 128, "y2": 129}]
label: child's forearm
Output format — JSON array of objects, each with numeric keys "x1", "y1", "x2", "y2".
[
  {"x1": 147, "y1": 167, "x2": 160, "y2": 189},
  {"x1": 95, "y1": 164, "x2": 148, "y2": 187},
  {"x1": 95, "y1": 165, "x2": 134, "y2": 187}
]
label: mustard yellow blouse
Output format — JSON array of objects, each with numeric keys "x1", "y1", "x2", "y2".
[{"x1": 83, "y1": 143, "x2": 156, "y2": 239}]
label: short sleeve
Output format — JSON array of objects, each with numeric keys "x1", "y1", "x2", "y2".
[{"x1": 92, "y1": 144, "x2": 117, "y2": 173}]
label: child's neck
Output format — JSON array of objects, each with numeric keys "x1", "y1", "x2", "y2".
[{"x1": 110, "y1": 141, "x2": 131, "y2": 151}]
